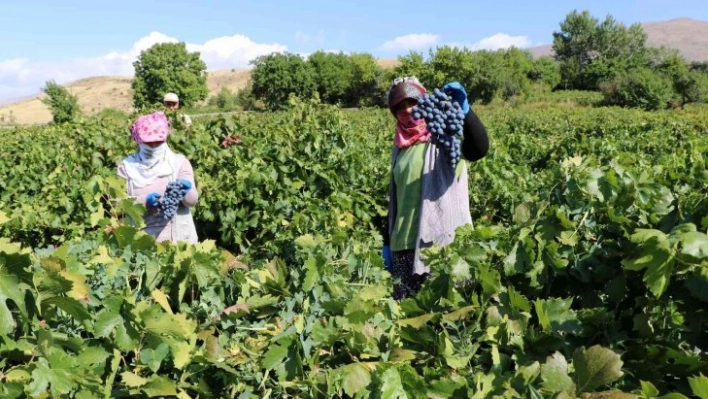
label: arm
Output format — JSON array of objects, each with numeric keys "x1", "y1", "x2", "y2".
[
  {"x1": 460, "y1": 107, "x2": 489, "y2": 162},
  {"x1": 179, "y1": 159, "x2": 199, "y2": 207}
]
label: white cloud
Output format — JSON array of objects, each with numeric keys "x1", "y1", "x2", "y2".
[
  {"x1": 380, "y1": 33, "x2": 440, "y2": 52},
  {"x1": 0, "y1": 32, "x2": 287, "y2": 102},
  {"x1": 451, "y1": 33, "x2": 533, "y2": 51},
  {"x1": 187, "y1": 35, "x2": 287, "y2": 70}
]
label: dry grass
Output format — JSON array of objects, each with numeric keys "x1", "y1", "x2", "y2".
[
  {"x1": 0, "y1": 59, "x2": 400, "y2": 125},
  {"x1": 0, "y1": 76, "x2": 133, "y2": 125}
]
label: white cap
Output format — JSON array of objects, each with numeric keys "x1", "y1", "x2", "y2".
[{"x1": 163, "y1": 93, "x2": 179, "y2": 102}]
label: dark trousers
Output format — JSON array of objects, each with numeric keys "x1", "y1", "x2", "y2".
[{"x1": 391, "y1": 249, "x2": 430, "y2": 300}]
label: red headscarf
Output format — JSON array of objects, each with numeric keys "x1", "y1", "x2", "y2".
[
  {"x1": 388, "y1": 78, "x2": 430, "y2": 148},
  {"x1": 394, "y1": 109, "x2": 430, "y2": 148}
]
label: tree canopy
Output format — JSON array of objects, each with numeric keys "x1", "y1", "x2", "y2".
[{"x1": 131, "y1": 42, "x2": 209, "y2": 109}]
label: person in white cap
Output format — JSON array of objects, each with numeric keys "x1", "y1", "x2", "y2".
[{"x1": 163, "y1": 92, "x2": 192, "y2": 128}]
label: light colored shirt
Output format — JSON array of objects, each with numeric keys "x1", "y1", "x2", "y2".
[{"x1": 117, "y1": 155, "x2": 198, "y2": 243}]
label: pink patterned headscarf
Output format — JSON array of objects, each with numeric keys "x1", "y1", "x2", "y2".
[{"x1": 131, "y1": 112, "x2": 170, "y2": 144}]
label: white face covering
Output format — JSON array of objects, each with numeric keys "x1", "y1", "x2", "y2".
[
  {"x1": 138, "y1": 142, "x2": 168, "y2": 162},
  {"x1": 122, "y1": 142, "x2": 174, "y2": 189}
]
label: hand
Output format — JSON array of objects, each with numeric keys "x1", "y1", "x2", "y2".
[
  {"x1": 443, "y1": 81, "x2": 470, "y2": 115},
  {"x1": 177, "y1": 178, "x2": 192, "y2": 191},
  {"x1": 382, "y1": 245, "x2": 393, "y2": 272},
  {"x1": 146, "y1": 192, "x2": 162, "y2": 208}
]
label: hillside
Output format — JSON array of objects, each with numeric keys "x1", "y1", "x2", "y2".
[
  {"x1": 0, "y1": 61, "x2": 401, "y2": 125},
  {"x1": 0, "y1": 69, "x2": 254, "y2": 126},
  {"x1": 529, "y1": 18, "x2": 708, "y2": 61},
  {"x1": 2, "y1": 18, "x2": 707, "y2": 125}
]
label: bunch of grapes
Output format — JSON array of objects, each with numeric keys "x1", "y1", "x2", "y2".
[
  {"x1": 221, "y1": 134, "x2": 242, "y2": 148},
  {"x1": 412, "y1": 88, "x2": 466, "y2": 168},
  {"x1": 157, "y1": 181, "x2": 190, "y2": 220}
]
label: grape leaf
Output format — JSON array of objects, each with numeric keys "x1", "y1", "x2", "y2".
[
  {"x1": 94, "y1": 310, "x2": 123, "y2": 338},
  {"x1": 679, "y1": 231, "x2": 708, "y2": 261},
  {"x1": 28, "y1": 357, "x2": 74, "y2": 398},
  {"x1": 120, "y1": 372, "x2": 147, "y2": 388},
  {"x1": 572, "y1": 345, "x2": 624, "y2": 393},
  {"x1": 380, "y1": 368, "x2": 409, "y2": 399},
  {"x1": 622, "y1": 230, "x2": 673, "y2": 297},
  {"x1": 140, "y1": 343, "x2": 170, "y2": 373},
  {"x1": 339, "y1": 363, "x2": 371, "y2": 396},
  {"x1": 262, "y1": 336, "x2": 292, "y2": 370},
  {"x1": 42, "y1": 296, "x2": 91, "y2": 323},
  {"x1": 150, "y1": 289, "x2": 173, "y2": 314},
  {"x1": 142, "y1": 375, "x2": 178, "y2": 397},
  {"x1": 0, "y1": 262, "x2": 26, "y2": 335},
  {"x1": 0, "y1": 210, "x2": 9, "y2": 225},
  {"x1": 689, "y1": 373, "x2": 708, "y2": 399},
  {"x1": 541, "y1": 352, "x2": 575, "y2": 395},
  {"x1": 535, "y1": 298, "x2": 581, "y2": 335}
]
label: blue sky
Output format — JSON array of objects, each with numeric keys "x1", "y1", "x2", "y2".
[{"x1": 0, "y1": 0, "x2": 706, "y2": 102}]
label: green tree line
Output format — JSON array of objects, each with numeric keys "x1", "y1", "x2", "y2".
[
  {"x1": 39, "y1": 9, "x2": 708, "y2": 124},
  {"x1": 246, "y1": 9, "x2": 708, "y2": 111}
]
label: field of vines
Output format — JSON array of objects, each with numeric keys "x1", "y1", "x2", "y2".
[{"x1": 1, "y1": 97, "x2": 708, "y2": 398}]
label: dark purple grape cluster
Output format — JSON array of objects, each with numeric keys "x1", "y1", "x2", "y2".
[
  {"x1": 157, "y1": 181, "x2": 190, "y2": 220},
  {"x1": 412, "y1": 88, "x2": 466, "y2": 168}
]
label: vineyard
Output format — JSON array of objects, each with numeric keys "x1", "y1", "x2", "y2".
[{"x1": 1, "y1": 98, "x2": 708, "y2": 398}]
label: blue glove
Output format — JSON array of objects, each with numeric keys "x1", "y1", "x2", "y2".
[
  {"x1": 443, "y1": 81, "x2": 470, "y2": 115},
  {"x1": 382, "y1": 245, "x2": 393, "y2": 272},
  {"x1": 146, "y1": 192, "x2": 162, "y2": 208},
  {"x1": 177, "y1": 178, "x2": 192, "y2": 191}
]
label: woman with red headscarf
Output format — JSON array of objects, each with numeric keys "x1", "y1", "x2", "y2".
[
  {"x1": 117, "y1": 111, "x2": 199, "y2": 244},
  {"x1": 382, "y1": 77, "x2": 489, "y2": 300}
]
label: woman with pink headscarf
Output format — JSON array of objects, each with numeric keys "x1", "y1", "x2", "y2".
[{"x1": 117, "y1": 111, "x2": 199, "y2": 244}]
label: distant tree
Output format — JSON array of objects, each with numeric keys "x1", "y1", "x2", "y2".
[
  {"x1": 307, "y1": 51, "x2": 353, "y2": 104},
  {"x1": 393, "y1": 51, "x2": 435, "y2": 88},
  {"x1": 208, "y1": 87, "x2": 237, "y2": 111},
  {"x1": 528, "y1": 56, "x2": 562, "y2": 89},
  {"x1": 690, "y1": 62, "x2": 708, "y2": 73},
  {"x1": 250, "y1": 53, "x2": 316, "y2": 110},
  {"x1": 346, "y1": 53, "x2": 387, "y2": 107},
  {"x1": 392, "y1": 46, "x2": 540, "y2": 104},
  {"x1": 600, "y1": 68, "x2": 673, "y2": 110},
  {"x1": 131, "y1": 42, "x2": 208, "y2": 109},
  {"x1": 41, "y1": 80, "x2": 81, "y2": 124},
  {"x1": 553, "y1": 10, "x2": 648, "y2": 90},
  {"x1": 653, "y1": 52, "x2": 708, "y2": 107},
  {"x1": 234, "y1": 85, "x2": 259, "y2": 111}
]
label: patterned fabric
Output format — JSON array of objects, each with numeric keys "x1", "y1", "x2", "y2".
[
  {"x1": 387, "y1": 77, "x2": 426, "y2": 115},
  {"x1": 387, "y1": 143, "x2": 472, "y2": 275},
  {"x1": 391, "y1": 249, "x2": 429, "y2": 300},
  {"x1": 131, "y1": 112, "x2": 170, "y2": 144},
  {"x1": 394, "y1": 111, "x2": 430, "y2": 149}
]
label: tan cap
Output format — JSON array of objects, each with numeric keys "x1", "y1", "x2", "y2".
[{"x1": 163, "y1": 93, "x2": 179, "y2": 102}]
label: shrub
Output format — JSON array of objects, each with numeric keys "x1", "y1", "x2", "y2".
[
  {"x1": 41, "y1": 80, "x2": 81, "y2": 124},
  {"x1": 600, "y1": 68, "x2": 673, "y2": 110}
]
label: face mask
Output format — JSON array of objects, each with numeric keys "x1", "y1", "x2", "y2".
[
  {"x1": 396, "y1": 110, "x2": 422, "y2": 128},
  {"x1": 138, "y1": 142, "x2": 167, "y2": 160}
]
